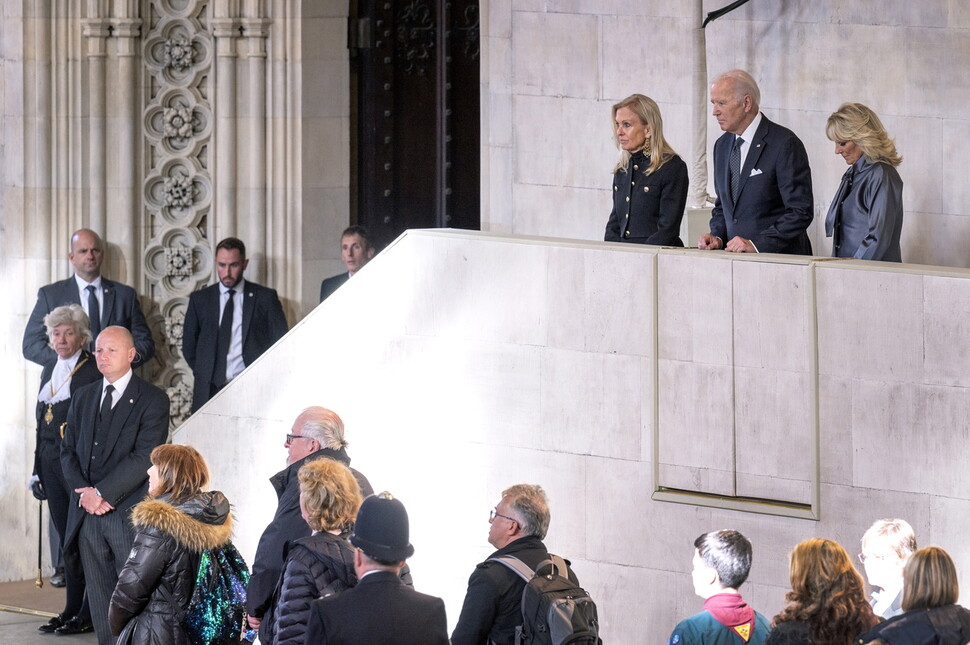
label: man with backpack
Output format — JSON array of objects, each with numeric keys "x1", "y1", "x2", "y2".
[{"x1": 452, "y1": 484, "x2": 599, "y2": 645}]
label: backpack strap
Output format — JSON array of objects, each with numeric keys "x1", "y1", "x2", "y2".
[
  {"x1": 488, "y1": 555, "x2": 535, "y2": 582},
  {"x1": 546, "y1": 554, "x2": 568, "y2": 577},
  {"x1": 488, "y1": 553, "x2": 570, "y2": 580}
]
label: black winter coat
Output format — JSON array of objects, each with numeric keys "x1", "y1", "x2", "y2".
[
  {"x1": 451, "y1": 536, "x2": 579, "y2": 645},
  {"x1": 857, "y1": 604, "x2": 970, "y2": 645},
  {"x1": 269, "y1": 531, "x2": 356, "y2": 645},
  {"x1": 247, "y1": 448, "x2": 373, "y2": 619},
  {"x1": 108, "y1": 492, "x2": 234, "y2": 645}
]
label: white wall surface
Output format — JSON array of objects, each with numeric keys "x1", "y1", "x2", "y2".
[
  {"x1": 481, "y1": 1, "x2": 970, "y2": 268},
  {"x1": 179, "y1": 230, "x2": 970, "y2": 642}
]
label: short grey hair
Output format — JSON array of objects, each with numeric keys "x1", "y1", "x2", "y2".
[
  {"x1": 862, "y1": 518, "x2": 917, "y2": 559},
  {"x1": 296, "y1": 406, "x2": 348, "y2": 451},
  {"x1": 44, "y1": 304, "x2": 92, "y2": 348},
  {"x1": 502, "y1": 484, "x2": 550, "y2": 540},
  {"x1": 714, "y1": 69, "x2": 761, "y2": 108}
]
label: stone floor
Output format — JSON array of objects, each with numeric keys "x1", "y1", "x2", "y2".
[
  {"x1": 0, "y1": 578, "x2": 96, "y2": 645},
  {"x1": 0, "y1": 610, "x2": 97, "y2": 645}
]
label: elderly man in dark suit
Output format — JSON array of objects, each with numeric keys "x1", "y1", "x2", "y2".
[
  {"x1": 247, "y1": 406, "x2": 374, "y2": 638},
  {"x1": 699, "y1": 70, "x2": 814, "y2": 255},
  {"x1": 304, "y1": 493, "x2": 449, "y2": 645},
  {"x1": 23, "y1": 228, "x2": 155, "y2": 367},
  {"x1": 60, "y1": 326, "x2": 169, "y2": 645},
  {"x1": 181, "y1": 237, "x2": 289, "y2": 412}
]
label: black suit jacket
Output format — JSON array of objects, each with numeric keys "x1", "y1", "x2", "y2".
[
  {"x1": 181, "y1": 281, "x2": 288, "y2": 411},
  {"x1": 605, "y1": 152, "x2": 688, "y2": 246},
  {"x1": 710, "y1": 115, "x2": 814, "y2": 254},
  {"x1": 34, "y1": 350, "x2": 102, "y2": 475},
  {"x1": 304, "y1": 570, "x2": 449, "y2": 645},
  {"x1": 59, "y1": 374, "x2": 170, "y2": 576},
  {"x1": 319, "y1": 272, "x2": 350, "y2": 303},
  {"x1": 23, "y1": 276, "x2": 155, "y2": 367}
]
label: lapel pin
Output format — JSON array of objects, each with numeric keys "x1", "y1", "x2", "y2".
[{"x1": 129, "y1": 399, "x2": 134, "y2": 404}]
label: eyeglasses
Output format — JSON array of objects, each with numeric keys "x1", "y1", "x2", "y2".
[
  {"x1": 858, "y1": 553, "x2": 891, "y2": 564},
  {"x1": 489, "y1": 509, "x2": 517, "y2": 524},
  {"x1": 285, "y1": 434, "x2": 311, "y2": 446}
]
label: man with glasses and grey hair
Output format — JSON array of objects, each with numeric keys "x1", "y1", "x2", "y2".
[
  {"x1": 452, "y1": 484, "x2": 581, "y2": 645},
  {"x1": 245, "y1": 406, "x2": 374, "y2": 637},
  {"x1": 859, "y1": 518, "x2": 917, "y2": 618}
]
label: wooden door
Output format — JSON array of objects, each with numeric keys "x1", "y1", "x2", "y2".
[{"x1": 350, "y1": 0, "x2": 481, "y2": 250}]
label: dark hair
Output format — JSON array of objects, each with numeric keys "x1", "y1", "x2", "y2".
[
  {"x1": 772, "y1": 538, "x2": 878, "y2": 644},
  {"x1": 215, "y1": 237, "x2": 246, "y2": 258},
  {"x1": 903, "y1": 546, "x2": 959, "y2": 611},
  {"x1": 365, "y1": 554, "x2": 401, "y2": 567},
  {"x1": 694, "y1": 530, "x2": 752, "y2": 589},
  {"x1": 341, "y1": 225, "x2": 372, "y2": 250},
  {"x1": 150, "y1": 444, "x2": 210, "y2": 504}
]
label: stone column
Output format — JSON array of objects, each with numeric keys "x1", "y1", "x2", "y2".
[
  {"x1": 240, "y1": 16, "x2": 270, "y2": 281},
  {"x1": 109, "y1": 14, "x2": 143, "y2": 286},
  {"x1": 81, "y1": 13, "x2": 110, "y2": 237},
  {"x1": 23, "y1": 2, "x2": 54, "y2": 278},
  {"x1": 211, "y1": 13, "x2": 239, "y2": 240}
]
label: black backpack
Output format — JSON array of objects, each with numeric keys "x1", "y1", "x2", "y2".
[
  {"x1": 490, "y1": 554, "x2": 602, "y2": 645},
  {"x1": 181, "y1": 543, "x2": 250, "y2": 645}
]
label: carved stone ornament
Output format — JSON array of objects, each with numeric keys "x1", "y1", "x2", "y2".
[
  {"x1": 163, "y1": 171, "x2": 196, "y2": 208},
  {"x1": 163, "y1": 105, "x2": 195, "y2": 142},
  {"x1": 165, "y1": 308, "x2": 185, "y2": 346},
  {"x1": 163, "y1": 246, "x2": 193, "y2": 277},
  {"x1": 166, "y1": 380, "x2": 193, "y2": 425},
  {"x1": 163, "y1": 34, "x2": 195, "y2": 71}
]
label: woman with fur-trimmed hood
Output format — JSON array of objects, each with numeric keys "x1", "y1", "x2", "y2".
[{"x1": 109, "y1": 444, "x2": 233, "y2": 644}]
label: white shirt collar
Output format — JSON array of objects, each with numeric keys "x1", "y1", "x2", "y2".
[
  {"x1": 219, "y1": 279, "x2": 245, "y2": 296},
  {"x1": 737, "y1": 111, "x2": 763, "y2": 146},
  {"x1": 75, "y1": 274, "x2": 103, "y2": 291},
  {"x1": 104, "y1": 368, "x2": 134, "y2": 397},
  {"x1": 57, "y1": 348, "x2": 84, "y2": 369}
]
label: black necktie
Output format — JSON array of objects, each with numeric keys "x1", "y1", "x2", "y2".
[
  {"x1": 87, "y1": 285, "x2": 101, "y2": 344},
  {"x1": 730, "y1": 136, "x2": 744, "y2": 201},
  {"x1": 832, "y1": 165, "x2": 856, "y2": 253},
  {"x1": 100, "y1": 384, "x2": 115, "y2": 421},
  {"x1": 213, "y1": 289, "x2": 235, "y2": 388}
]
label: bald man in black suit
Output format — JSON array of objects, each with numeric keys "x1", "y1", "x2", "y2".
[{"x1": 23, "y1": 228, "x2": 155, "y2": 367}]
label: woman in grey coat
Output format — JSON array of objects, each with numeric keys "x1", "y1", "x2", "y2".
[{"x1": 825, "y1": 102, "x2": 904, "y2": 261}]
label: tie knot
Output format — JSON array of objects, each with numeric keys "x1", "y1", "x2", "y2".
[
  {"x1": 87, "y1": 285, "x2": 96, "y2": 294},
  {"x1": 227, "y1": 289, "x2": 235, "y2": 297},
  {"x1": 104, "y1": 384, "x2": 114, "y2": 397},
  {"x1": 734, "y1": 136, "x2": 744, "y2": 150}
]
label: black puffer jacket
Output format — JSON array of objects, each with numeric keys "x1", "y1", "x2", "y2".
[
  {"x1": 108, "y1": 492, "x2": 233, "y2": 645},
  {"x1": 270, "y1": 531, "x2": 356, "y2": 645}
]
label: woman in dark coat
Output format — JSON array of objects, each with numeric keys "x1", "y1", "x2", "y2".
[
  {"x1": 825, "y1": 102, "x2": 904, "y2": 261},
  {"x1": 604, "y1": 93, "x2": 689, "y2": 246},
  {"x1": 268, "y1": 458, "x2": 363, "y2": 645},
  {"x1": 109, "y1": 444, "x2": 234, "y2": 645},
  {"x1": 767, "y1": 538, "x2": 878, "y2": 645},
  {"x1": 859, "y1": 546, "x2": 970, "y2": 645},
  {"x1": 34, "y1": 304, "x2": 101, "y2": 635}
]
